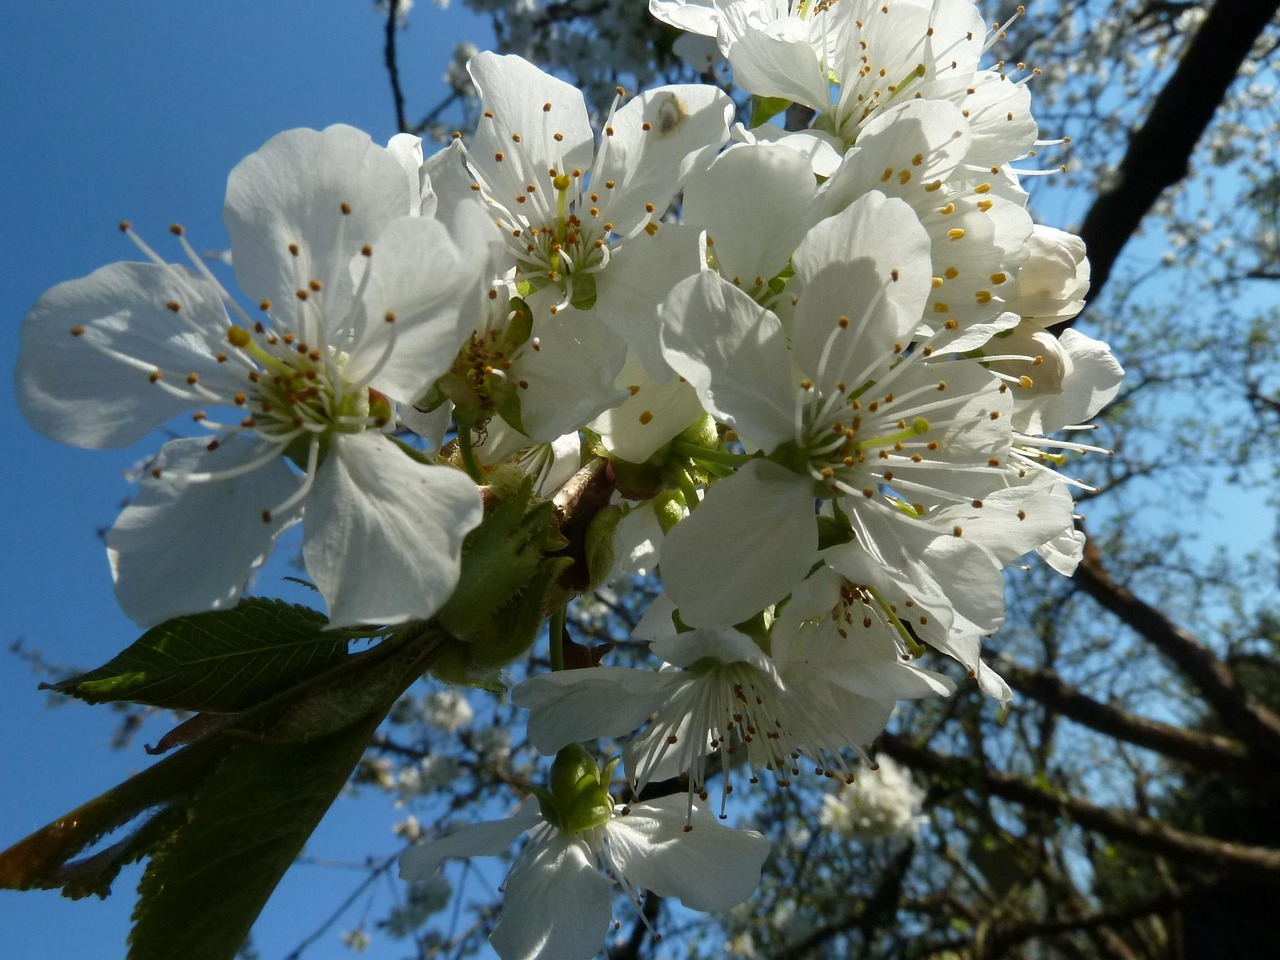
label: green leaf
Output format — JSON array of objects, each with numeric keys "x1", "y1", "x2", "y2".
[
  {"x1": 128, "y1": 715, "x2": 380, "y2": 960},
  {"x1": 2, "y1": 626, "x2": 444, "y2": 960},
  {"x1": 48, "y1": 599, "x2": 348, "y2": 713}
]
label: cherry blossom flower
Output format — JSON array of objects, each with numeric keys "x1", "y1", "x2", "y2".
[
  {"x1": 658, "y1": 190, "x2": 1016, "y2": 627},
  {"x1": 399, "y1": 746, "x2": 769, "y2": 960},
  {"x1": 17, "y1": 124, "x2": 494, "y2": 627}
]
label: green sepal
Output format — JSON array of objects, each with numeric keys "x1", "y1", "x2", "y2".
[
  {"x1": 816, "y1": 512, "x2": 855, "y2": 550},
  {"x1": 45, "y1": 599, "x2": 348, "y2": 714},
  {"x1": 653, "y1": 490, "x2": 686, "y2": 534},
  {"x1": 530, "y1": 785, "x2": 562, "y2": 832},
  {"x1": 430, "y1": 560, "x2": 570, "y2": 690},
  {"x1": 436, "y1": 477, "x2": 558, "y2": 643},
  {"x1": 582, "y1": 504, "x2": 624, "y2": 592},
  {"x1": 413, "y1": 381, "x2": 449, "y2": 415},
  {"x1": 749, "y1": 95, "x2": 793, "y2": 128},
  {"x1": 493, "y1": 378, "x2": 527, "y2": 436},
  {"x1": 569, "y1": 271, "x2": 597, "y2": 311},
  {"x1": 548, "y1": 745, "x2": 613, "y2": 835}
]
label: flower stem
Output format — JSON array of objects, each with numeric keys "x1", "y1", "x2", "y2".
[
  {"x1": 455, "y1": 423, "x2": 484, "y2": 482},
  {"x1": 549, "y1": 603, "x2": 567, "y2": 672}
]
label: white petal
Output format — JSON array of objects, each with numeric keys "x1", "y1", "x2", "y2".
[
  {"x1": 791, "y1": 192, "x2": 933, "y2": 390},
  {"x1": 491, "y1": 831, "x2": 614, "y2": 960},
  {"x1": 1037, "y1": 525, "x2": 1086, "y2": 576},
  {"x1": 821, "y1": 100, "x2": 971, "y2": 209},
  {"x1": 398, "y1": 797, "x2": 543, "y2": 880},
  {"x1": 649, "y1": 0, "x2": 719, "y2": 36},
  {"x1": 828, "y1": 658, "x2": 956, "y2": 701},
  {"x1": 684, "y1": 142, "x2": 819, "y2": 283},
  {"x1": 106, "y1": 436, "x2": 301, "y2": 626},
  {"x1": 594, "y1": 224, "x2": 702, "y2": 380},
  {"x1": 596, "y1": 84, "x2": 732, "y2": 234},
  {"x1": 660, "y1": 459, "x2": 816, "y2": 627},
  {"x1": 18, "y1": 262, "x2": 237, "y2": 448},
  {"x1": 728, "y1": 29, "x2": 829, "y2": 110},
  {"x1": 649, "y1": 627, "x2": 776, "y2": 673},
  {"x1": 509, "y1": 308, "x2": 628, "y2": 441},
  {"x1": 1013, "y1": 328, "x2": 1124, "y2": 434},
  {"x1": 660, "y1": 272, "x2": 795, "y2": 449},
  {"x1": 731, "y1": 122, "x2": 845, "y2": 178},
  {"x1": 589, "y1": 357, "x2": 705, "y2": 464},
  {"x1": 385, "y1": 132, "x2": 431, "y2": 216},
  {"x1": 352, "y1": 211, "x2": 496, "y2": 401},
  {"x1": 605, "y1": 796, "x2": 770, "y2": 911},
  {"x1": 513, "y1": 668, "x2": 681, "y2": 755},
  {"x1": 976, "y1": 658, "x2": 1013, "y2": 707},
  {"x1": 303, "y1": 432, "x2": 482, "y2": 628},
  {"x1": 224, "y1": 125, "x2": 413, "y2": 317},
  {"x1": 467, "y1": 53, "x2": 594, "y2": 204}
]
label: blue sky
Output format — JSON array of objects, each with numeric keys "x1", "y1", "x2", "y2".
[{"x1": 1, "y1": 3, "x2": 497, "y2": 957}]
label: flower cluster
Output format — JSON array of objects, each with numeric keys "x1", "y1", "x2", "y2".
[{"x1": 17, "y1": 1, "x2": 1122, "y2": 957}]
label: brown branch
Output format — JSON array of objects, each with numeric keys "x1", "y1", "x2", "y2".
[
  {"x1": 999, "y1": 661, "x2": 1256, "y2": 780},
  {"x1": 934, "y1": 886, "x2": 1201, "y2": 959},
  {"x1": 772, "y1": 842, "x2": 917, "y2": 960},
  {"x1": 1072, "y1": 539, "x2": 1280, "y2": 761},
  {"x1": 1066, "y1": 0, "x2": 1280, "y2": 316},
  {"x1": 384, "y1": 0, "x2": 409, "y2": 133},
  {"x1": 876, "y1": 733, "x2": 1280, "y2": 877}
]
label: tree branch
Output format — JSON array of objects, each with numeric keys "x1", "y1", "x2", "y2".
[
  {"x1": 1067, "y1": 0, "x2": 1280, "y2": 314},
  {"x1": 383, "y1": 0, "x2": 409, "y2": 133},
  {"x1": 999, "y1": 661, "x2": 1256, "y2": 780},
  {"x1": 877, "y1": 733, "x2": 1280, "y2": 876},
  {"x1": 1072, "y1": 538, "x2": 1280, "y2": 761}
]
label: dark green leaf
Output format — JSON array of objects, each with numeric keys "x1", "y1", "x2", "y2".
[
  {"x1": 128, "y1": 715, "x2": 380, "y2": 960},
  {"x1": 48, "y1": 599, "x2": 346, "y2": 713}
]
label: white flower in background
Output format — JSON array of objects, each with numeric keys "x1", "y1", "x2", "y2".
[
  {"x1": 399, "y1": 747, "x2": 769, "y2": 960},
  {"x1": 17, "y1": 125, "x2": 493, "y2": 628},
  {"x1": 818, "y1": 754, "x2": 925, "y2": 839},
  {"x1": 424, "y1": 689, "x2": 475, "y2": 732}
]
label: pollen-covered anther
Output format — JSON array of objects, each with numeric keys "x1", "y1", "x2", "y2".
[
  {"x1": 148, "y1": 370, "x2": 163, "y2": 383},
  {"x1": 287, "y1": 243, "x2": 300, "y2": 256},
  {"x1": 361, "y1": 245, "x2": 372, "y2": 257},
  {"x1": 384, "y1": 311, "x2": 397, "y2": 323},
  {"x1": 166, "y1": 300, "x2": 182, "y2": 313},
  {"x1": 952, "y1": 525, "x2": 963, "y2": 537}
]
